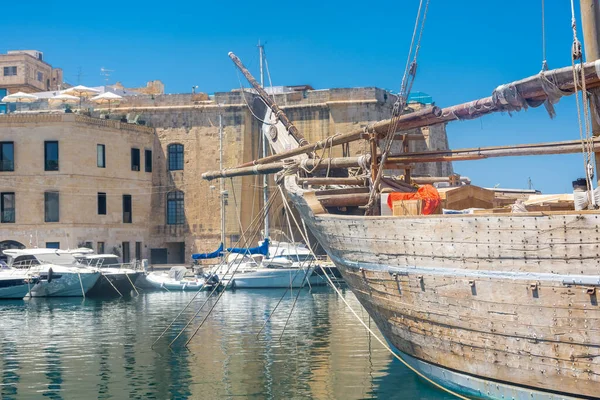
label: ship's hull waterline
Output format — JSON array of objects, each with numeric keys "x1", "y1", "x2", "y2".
[{"x1": 286, "y1": 177, "x2": 600, "y2": 399}]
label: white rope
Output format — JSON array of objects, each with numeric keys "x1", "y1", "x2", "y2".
[
  {"x1": 365, "y1": 0, "x2": 430, "y2": 213},
  {"x1": 277, "y1": 183, "x2": 469, "y2": 400},
  {"x1": 570, "y1": 0, "x2": 597, "y2": 207},
  {"x1": 78, "y1": 271, "x2": 86, "y2": 298},
  {"x1": 125, "y1": 272, "x2": 139, "y2": 296}
]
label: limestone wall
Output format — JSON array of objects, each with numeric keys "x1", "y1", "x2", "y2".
[{"x1": 0, "y1": 114, "x2": 154, "y2": 260}]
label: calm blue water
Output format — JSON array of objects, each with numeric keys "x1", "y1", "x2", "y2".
[{"x1": 0, "y1": 287, "x2": 453, "y2": 399}]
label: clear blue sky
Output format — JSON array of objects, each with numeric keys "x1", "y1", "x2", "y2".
[{"x1": 2, "y1": 0, "x2": 595, "y2": 193}]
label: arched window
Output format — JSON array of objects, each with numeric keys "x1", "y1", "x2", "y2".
[
  {"x1": 167, "y1": 191, "x2": 184, "y2": 225},
  {"x1": 168, "y1": 144, "x2": 184, "y2": 171}
]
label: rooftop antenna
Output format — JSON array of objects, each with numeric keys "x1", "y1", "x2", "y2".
[
  {"x1": 76, "y1": 67, "x2": 86, "y2": 85},
  {"x1": 100, "y1": 67, "x2": 114, "y2": 85}
]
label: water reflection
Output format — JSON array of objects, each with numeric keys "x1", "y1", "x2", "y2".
[{"x1": 0, "y1": 287, "x2": 453, "y2": 399}]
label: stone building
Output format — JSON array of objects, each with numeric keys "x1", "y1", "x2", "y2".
[
  {"x1": 0, "y1": 86, "x2": 452, "y2": 264},
  {"x1": 0, "y1": 114, "x2": 154, "y2": 260},
  {"x1": 0, "y1": 50, "x2": 64, "y2": 94}
]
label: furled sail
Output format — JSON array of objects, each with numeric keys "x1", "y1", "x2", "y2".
[
  {"x1": 191, "y1": 243, "x2": 224, "y2": 260},
  {"x1": 227, "y1": 239, "x2": 269, "y2": 256}
]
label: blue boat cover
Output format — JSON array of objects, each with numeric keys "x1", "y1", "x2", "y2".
[
  {"x1": 191, "y1": 243, "x2": 224, "y2": 260},
  {"x1": 227, "y1": 239, "x2": 269, "y2": 256}
]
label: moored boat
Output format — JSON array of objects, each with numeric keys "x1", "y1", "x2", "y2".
[
  {"x1": 202, "y1": 44, "x2": 600, "y2": 398},
  {"x1": 146, "y1": 266, "x2": 217, "y2": 291},
  {"x1": 72, "y1": 251, "x2": 143, "y2": 297},
  {"x1": 0, "y1": 264, "x2": 38, "y2": 299},
  {"x1": 3, "y1": 249, "x2": 100, "y2": 297}
]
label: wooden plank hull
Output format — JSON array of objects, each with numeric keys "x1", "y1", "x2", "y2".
[{"x1": 285, "y1": 176, "x2": 600, "y2": 399}]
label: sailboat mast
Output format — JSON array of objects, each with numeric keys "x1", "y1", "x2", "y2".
[
  {"x1": 580, "y1": 0, "x2": 600, "y2": 178},
  {"x1": 219, "y1": 112, "x2": 226, "y2": 249},
  {"x1": 258, "y1": 40, "x2": 269, "y2": 240}
]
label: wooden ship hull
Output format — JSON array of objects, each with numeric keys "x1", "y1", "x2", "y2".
[
  {"x1": 285, "y1": 176, "x2": 600, "y2": 399},
  {"x1": 203, "y1": 45, "x2": 600, "y2": 397}
]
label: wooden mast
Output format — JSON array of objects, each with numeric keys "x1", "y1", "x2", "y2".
[
  {"x1": 580, "y1": 0, "x2": 600, "y2": 179},
  {"x1": 228, "y1": 52, "x2": 309, "y2": 147}
]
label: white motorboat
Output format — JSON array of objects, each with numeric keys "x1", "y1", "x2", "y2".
[
  {"x1": 0, "y1": 262, "x2": 38, "y2": 299},
  {"x1": 3, "y1": 249, "x2": 101, "y2": 297},
  {"x1": 146, "y1": 266, "x2": 217, "y2": 291},
  {"x1": 71, "y1": 250, "x2": 143, "y2": 297}
]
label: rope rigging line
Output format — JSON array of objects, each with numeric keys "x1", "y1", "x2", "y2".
[
  {"x1": 365, "y1": 0, "x2": 430, "y2": 213},
  {"x1": 182, "y1": 191, "x2": 280, "y2": 348},
  {"x1": 153, "y1": 188, "x2": 279, "y2": 349},
  {"x1": 276, "y1": 181, "x2": 470, "y2": 400},
  {"x1": 570, "y1": 0, "x2": 597, "y2": 207},
  {"x1": 541, "y1": 0, "x2": 548, "y2": 71},
  {"x1": 168, "y1": 184, "x2": 281, "y2": 348},
  {"x1": 235, "y1": 69, "x2": 276, "y2": 126}
]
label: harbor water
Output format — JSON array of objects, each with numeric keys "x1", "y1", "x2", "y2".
[{"x1": 0, "y1": 287, "x2": 453, "y2": 399}]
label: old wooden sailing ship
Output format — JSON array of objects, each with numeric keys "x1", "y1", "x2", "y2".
[{"x1": 203, "y1": 3, "x2": 600, "y2": 398}]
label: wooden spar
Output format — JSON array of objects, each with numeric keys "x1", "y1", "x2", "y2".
[
  {"x1": 411, "y1": 176, "x2": 471, "y2": 184},
  {"x1": 228, "y1": 52, "x2": 309, "y2": 146},
  {"x1": 580, "y1": 0, "x2": 600, "y2": 177},
  {"x1": 237, "y1": 106, "x2": 442, "y2": 167},
  {"x1": 317, "y1": 193, "x2": 370, "y2": 207},
  {"x1": 233, "y1": 60, "x2": 600, "y2": 169},
  {"x1": 386, "y1": 137, "x2": 600, "y2": 164},
  {"x1": 202, "y1": 156, "x2": 365, "y2": 181},
  {"x1": 298, "y1": 177, "x2": 369, "y2": 186}
]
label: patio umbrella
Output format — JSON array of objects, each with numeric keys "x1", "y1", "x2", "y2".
[
  {"x1": 48, "y1": 94, "x2": 79, "y2": 110},
  {"x1": 62, "y1": 85, "x2": 100, "y2": 109},
  {"x1": 90, "y1": 92, "x2": 123, "y2": 114},
  {"x1": 1, "y1": 92, "x2": 39, "y2": 112}
]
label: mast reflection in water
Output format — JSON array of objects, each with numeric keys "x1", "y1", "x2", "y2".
[{"x1": 0, "y1": 288, "x2": 454, "y2": 399}]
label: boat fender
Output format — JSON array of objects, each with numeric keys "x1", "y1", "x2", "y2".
[
  {"x1": 47, "y1": 268, "x2": 54, "y2": 283},
  {"x1": 182, "y1": 283, "x2": 187, "y2": 290}
]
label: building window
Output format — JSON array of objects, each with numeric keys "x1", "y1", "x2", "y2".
[
  {"x1": 44, "y1": 141, "x2": 59, "y2": 171},
  {"x1": 97, "y1": 242, "x2": 105, "y2": 254},
  {"x1": 84, "y1": 241, "x2": 92, "y2": 249},
  {"x1": 135, "y1": 242, "x2": 142, "y2": 260},
  {"x1": 122, "y1": 242, "x2": 130, "y2": 263},
  {"x1": 123, "y1": 194, "x2": 132, "y2": 223},
  {"x1": 145, "y1": 149, "x2": 152, "y2": 172},
  {"x1": 98, "y1": 192, "x2": 106, "y2": 215},
  {"x1": 131, "y1": 148, "x2": 140, "y2": 171},
  {"x1": 0, "y1": 142, "x2": 14, "y2": 171},
  {"x1": 168, "y1": 144, "x2": 184, "y2": 171},
  {"x1": 3, "y1": 66, "x2": 17, "y2": 76},
  {"x1": 37, "y1": 71, "x2": 43, "y2": 82},
  {"x1": 44, "y1": 191, "x2": 59, "y2": 222},
  {"x1": 97, "y1": 144, "x2": 105, "y2": 168},
  {"x1": 46, "y1": 242, "x2": 60, "y2": 249},
  {"x1": 1, "y1": 192, "x2": 15, "y2": 223},
  {"x1": 166, "y1": 191, "x2": 184, "y2": 225}
]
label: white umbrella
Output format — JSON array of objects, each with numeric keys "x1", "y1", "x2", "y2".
[
  {"x1": 62, "y1": 85, "x2": 100, "y2": 109},
  {"x1": 90, "y1": 92, "x2": 123, "y2": 114},
  {"x1": 48, "y1": 93, "x2": 79, "y2": 109},
  {"x1": 1, "y1": 92, "x2": 38, "y2": 112}
]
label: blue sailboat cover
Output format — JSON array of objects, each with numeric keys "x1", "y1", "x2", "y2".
[
  {"x1": 227, "y1": 238, "x2": 269, "y2": 256},
  {"x1": 191, "y1": 243, "x2": 224, "y2": 260}
]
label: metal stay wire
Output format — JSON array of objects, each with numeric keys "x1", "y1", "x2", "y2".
[
  {"x1": 277, "y1": 182, "x2": 470, "y2": 400},
  {"x1": 152, "y1": 189, "x2": 279, "y2": 349},
  {"x1": 182, "y1": 192, "x2": 279, "y2": 349}
]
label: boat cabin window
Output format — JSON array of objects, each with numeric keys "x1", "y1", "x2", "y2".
[{"x1": 12, "y1": 255, "x2": 40, "y2": 267}]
